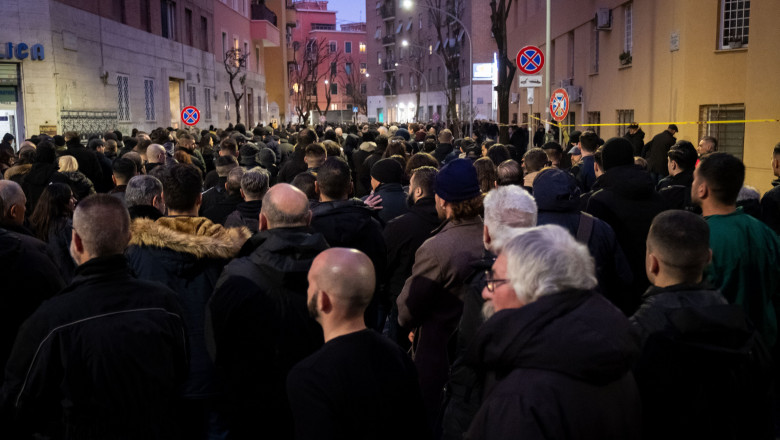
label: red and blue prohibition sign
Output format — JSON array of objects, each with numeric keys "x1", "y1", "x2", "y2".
[
  {"x1": 516, "y1": 45, "x2": 544, "y2": 75},
  {"x1": 181, "y1": 106, "x2": 200, "y2": 126},
  {"x1": 549, "y1": 88, "x2": 570, "y2": 122}
]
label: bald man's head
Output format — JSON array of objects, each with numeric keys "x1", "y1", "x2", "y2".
[
  {"x1": 308, "y1": 248, "x2": 375, "y2": 319},
  {"x1": 146, "y1": 143, "x2": 166, "y2": 163},
  {"x1": 260, "y1": 183, "x2": 311, "y2": 229}
]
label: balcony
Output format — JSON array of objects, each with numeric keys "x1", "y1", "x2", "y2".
[
  {"x1": 251, "y1": 3, "x2": 277, "y2": 26},
  {"x1": 383, "y1": 86, "x2": 397, "y2": 96},
  {"x1": 382, "y1": 60, "x2": 396, "y2": 72},
  {"x1": 382, "y1": 35, "x2": 396, "y2": 46},
  {"x1": 381, "y1": 2, "x2": 395, "y2": 20}
]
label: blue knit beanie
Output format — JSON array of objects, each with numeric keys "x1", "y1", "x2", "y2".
[{"x1": 435, "y1": 158, "x2": 481, "y2": 202}]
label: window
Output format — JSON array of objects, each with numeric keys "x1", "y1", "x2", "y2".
[
  {"x1": 410, "y1": 74, "x2": 415, "y2": 90},
  {"x1": 187, "y1": 85, "x2": 196, "y2": 107},
  {"x1": 222, "y1": 32, "x2": 227, "y2": 58},
  {"x1": 359, "y1": 42, "x2": 366, "y2": 53},
  {"x1": 185, "y1": 8, "x2": 193, "y2": 46},
  {"x1": 346, "y1": 84, "x2": 354, "y2": 95},
  {"x1": 720, "y1": 0, "x2": 750, "y2": 49},
  {"x1": 399, "y1": 73, "x2": 404, "y2": 88},
  {"x1": 225, "y1": 91, "x2": 231, "y2": 120},
  {"x1": 624, "y1": 3, "x2": 633, "y2": 54},
  {"x1": 419, "y1": 13, "x2": 423, "y2": 29},
  {"x1": 375, "y1": 26, "x2": 382, "y2": 39},
  {"x1": 378, "y1": 52, "x2": 382, "y2": 65},
  {"x1": 345, "y1": 63, "x2": 353, "y2": 75},
  {"x1": 616, "y1": 109, "x2": 634, "y2": 136},
  {"x1": 257, "y1": 95, "x2": 262, "y2": 121},
  {"x1": 345, "y1": 41, "x2": 352, "y2": 53},
  {"x1": 590, "y1": 21, "x2": 599, "y2": 74},
  {"x1": 699, "y1": 104, "x2": 745, "y2": 158},
  {"x1": 428, "y1": 68, "x2": 432, "y2": 84},
  {"x1": 144, "y1": 78, "x2": 155, "y2": 121},
  {"x1": 406, "y1": 18, "x2": 413, "y2": 31},
  {"x1": 117, "y1": 75, "x2": 130, "y2": 121},
  {"x1": 161, "y1": 0, "x2": 176, "y2": 40},
  {"x1": 330, "y1": 83, "x2": 338, "y2": 95},
  {"x1": 330, "y1": 62, "x2": 337, "y2": 76},
  {"x1": 361, "y1": 83, "x2": 367, "y2": 94},
  {"x1": 587, "y1": 111, "x2": 601, "y2": 136},
  {"x1": 140, "y1": 0, "x2": 151, "y2": 31},
  {"x1": 200, "y1": 17, "x2": 209, "y2": 51},
  {"x1": 360, "y1": 63, "x2": 367, "y2": 74},
  {"x1": 331, "y1": 103, "x2": 338, "y2": 111},
  {"x1": 329, "y1": 41, "x2": 337, "y2": 53},
  {"x1": 204, "y1": 87, "x2": 212, "y2": 120},
  {"x1": 396, "y1": 22, "x2": 403, "y2": 34},
  {"x1": 437, "y1": 66, "x2": 442, "y2": 83},
  {"x1": 376, "y1": 1, "x2": 382, "y2": 16}
]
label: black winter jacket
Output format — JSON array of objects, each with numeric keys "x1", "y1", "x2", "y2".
[
  {"x1": 0, "y1": 255, "x2": 188, "y2": 439},
  {"x1": 465, "y1": 290, "x2": 641, "y2": 440},
  {"x1": 645, "y1": 130, "x2": 676, "y2": 176},
  {"x1": 586, "y1": 165, "x2": 668, "y2": 314},
  {"x1": 760, "y1": 181, "x2": 780, "y2": 235},
  {"x1": 209, "y1": 227, "x2": 328, "y2": 439},
  {"x1": 366, "y1": 182, "x2": 408, "y2": 225},
  {"x1": 277, "y1": 147, "x2": 307, "y2": 184},
  {"x1": 126, "y1": 217, "x2": 251, "y2": 399},
  {"x1": 224, "y1": 199, "x2": 263, "y2": 233},
  {"x1": 0, "y1": 229, "x2": 64, "y2": 382},
  {"x1": 64, "y1": 140, "x2": 103, "y2": 186},
  {"x1": 21, "y1": 163, "x2": 66, "y2": 215},
  {"x1": 624, "y1": 129, "x2": 645, "y2": 157}
]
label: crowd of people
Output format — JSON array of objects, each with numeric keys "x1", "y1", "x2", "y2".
[{"x1": 0, "y1": 120, "x2": 779, "y2": 439}]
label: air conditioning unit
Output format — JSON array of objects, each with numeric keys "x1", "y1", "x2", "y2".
[
  {"x1": 564, "y1": 85, "x2": 582, "y2": 102},
  {"x1": 511, "y1": 92, "x2": 519, "y2": 103},
  {"x1": 596, "y1": 8, "x2": 612, "y2": 30},
  {"x1": 560, "y1": 78, "x2": 573, "y2": 87}
]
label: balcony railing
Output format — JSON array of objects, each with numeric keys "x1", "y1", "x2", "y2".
[
  {"x1": 251, "y1": 3, "x2": 278, "y2": 26},
  {"x1": 382, "y1": 35, "x2": 396, "y2": 46},
  {"x1": 381, "y1": 2, "x2": 396, "y2": 20},
  {"x1": 382, "y1": 60, "x2": 396, "y2": 71},
  {"x1": 383, "y1": 86, "x2": 397, "y2": 96}
]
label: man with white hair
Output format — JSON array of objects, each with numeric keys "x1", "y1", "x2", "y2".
[
  {"x1": 440, "y1": 184, "x2": 537, "y2": 439},
  {"x1": 465, "y1": 225, "x2": 641, "y2": 439},
  {"x1": 125, "y1": 175, "x2": 165, "y2": 220},
  {"x1": 0, "y1": 180, "x2": 30, "y2": 235}
]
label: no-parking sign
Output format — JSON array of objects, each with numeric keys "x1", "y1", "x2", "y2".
[
  {"x1": 516, "y1": 46, "x2": 544, "y2": 75},
  {"x1": 181, "y1": 106, "x2": 200, "y2": 126},
  {"x1": 549, "y1": 88, "x2": 569, "y2": 122}
]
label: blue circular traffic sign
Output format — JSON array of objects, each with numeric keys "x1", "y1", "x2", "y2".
[
  {"x1": 516, "y1": 46, "x2": 545, "y2": 75},
  {"x1": 181, "y1": 106, "x2": 200, "y2": 126}
]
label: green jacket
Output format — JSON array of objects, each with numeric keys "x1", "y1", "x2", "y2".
[{"x1": 705, "y1": 208, "x2": 780, "y2": 346}]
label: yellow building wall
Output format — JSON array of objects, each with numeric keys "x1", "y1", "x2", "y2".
[
  {"x1": 264, "y1": 0, "x2": 291, "y2": 122},
  {"x1": 507, "y1": 0, "x2": 780, "y2": 194}
]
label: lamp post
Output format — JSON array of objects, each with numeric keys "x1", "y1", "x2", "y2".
[
  {"x1": 395, "y1": 60, "x2": 430, "y2": 122},
  {"x1": 402, "y1": 0, "x2": 473, "y2": 137}
]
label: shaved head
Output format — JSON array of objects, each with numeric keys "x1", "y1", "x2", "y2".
[
  {"x1": 309, "y1": 248, "x2": 375, "y2": 318},
  {"x1": 261, "y1": 183, "x2": 311, "y2": 228}
]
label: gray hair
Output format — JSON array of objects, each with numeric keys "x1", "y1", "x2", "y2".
[
  {"x1": 241, "y1": 167, "x2": 270, "y2": 200},
  {"x1": 0, "y1": 180, "x2": 25, "y2": 217},
  {"x1": 503, "y1": 224, "x2": 597, "y2": 305},
  {"x1": 483, "y1": 185, "x2": 538, "y2": 252},
  {"x1": 227, "y1": 166, "x2": 245, "y2": 193},
  {"x1": 73, "y1": 194, "x2": 131, "y2": 257},
  {"x1": 125, "y1": 175, "x2": 163, "y2": 208},
  {"x1": 262, "y1": 189, "x2": 310, "y2": 227}
]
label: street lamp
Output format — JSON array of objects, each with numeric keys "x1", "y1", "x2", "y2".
[{"x1": 402, "y1": 1, "x2": 474, "y2": 136}]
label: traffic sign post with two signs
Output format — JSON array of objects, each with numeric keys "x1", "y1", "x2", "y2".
[
  {"x1": 516, "y1": 45, "x2": 545, "y2": 75},
  {"x1": 181, "y1": 106, "x2": 200, "y2": 126}
]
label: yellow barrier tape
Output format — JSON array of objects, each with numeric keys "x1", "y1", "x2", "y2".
[{"x1": 524, "y1": 115, "x2": 780, "y2": 129}]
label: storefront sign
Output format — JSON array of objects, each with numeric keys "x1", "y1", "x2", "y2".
[
  {"x1": 0, "y1": 43, "x2": 45, "y2": 61},
  {"x1": 40, "y1": 125, "x2": 57, "y2": 136}
]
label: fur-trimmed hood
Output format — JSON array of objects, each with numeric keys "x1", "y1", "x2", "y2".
[
  {"x1": 3, "y1": 163, "x2": 31, "y2": 180},
  {"x1": 359, "y1": 141, "x2": 377, "y2": 152},
  {"x1": 130, "y1": 216, "x2": 251, "y2": 259}
]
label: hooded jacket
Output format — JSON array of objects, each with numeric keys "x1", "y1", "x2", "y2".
[
  {"x1": 224, "y1": 199, "x2": 263, "y2": 233},
  {"x1": 533, "y1": 170, "x2": 633, "y2": 310},
  {"x1": 465, "y1": 290, "x2": 641, "y2": 440},
  {"x1": 62, "y1": 171, "x2": 96, "y2": 201},
  {"x1": 21, "y1": 163, "x2": 67, "y2": 215},
  {"x1": 585, "y1": 165, "x2": 668, "y2": 314},
  {"x1": 311, "y1": 200, "x2": 387, "y2": 327},
  {"x1": 645, "y1": 130, "x2": 676, "y2": 176},
  {"x1": 624, "y1": 128, "x2": 646, "y2": 157},
  {"x1": 126, "y1": 217, "x2": 251, "y2": 399},
  {"x1": 208, "y1": 227, "x2": 328, "y2": 439}
]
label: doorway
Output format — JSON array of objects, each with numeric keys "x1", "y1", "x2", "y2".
[{"x1": 169, "y1": 79, "x2": 184, "y2": 128}]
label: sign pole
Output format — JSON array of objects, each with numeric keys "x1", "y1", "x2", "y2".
[{"x1": 545, "y1": 0, "x2": 551, "y2": 126}]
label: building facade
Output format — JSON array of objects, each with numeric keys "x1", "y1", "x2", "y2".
[
  {"x1": 505, "y1": 0, "x2": 780, "y2": 193},
  {"x1": 0, "y1": 0, "x2": 287, "y2": 142},
  {"x1": 288, "y1": 0, "x2": 367, "y2": 125},
  {"x1": 364, "y1": 0, "x2": 496, "y2": 125}
]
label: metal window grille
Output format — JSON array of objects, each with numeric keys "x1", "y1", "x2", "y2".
[
  {"x1": 616, "y1": 109, "x2": 634, "y2": 136},
  {"x1": 144, "y1": 78, "x2": 155, "y2": 121},
  {"x1": 624, "y1": 3, "x2": 632, "y2": 53},
  {"x1": 204, "y1": 87, "x2": 212, "y2": 120},
  {"x1": 590, "y1": 22, "x2": 599, "y2": 74},
  {"x1": 187, "y1": 85, "x2": 196, "y2": 107},
  {"x1": 117, "y1": 75, "x2": 130, "y2": 121},
  {"x1": 258, "y1": 95, "x2": 262, "y2": 121},
  {"x1": 720, "y1": 0, "x2": 750, "y2": 49},
  {"x1": 345, "y1": 42, "x2": 352, "y2": 53},
  {"x1": 587, "y1": 111, "x2": 601, "y2": 136},
  {"x1": 699, "y1": 104, "x2": 745, "y2": 159},
  {"x1": 61, "y1": 110, "x2": 118, "y2": 140},
  {"x1": 225, "y1": 91, "x2": 231, "y2": 120}
]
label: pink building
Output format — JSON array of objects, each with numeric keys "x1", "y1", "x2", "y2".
[{"x1": 289, "y1": 0, "x2": 367, "y2": 124}]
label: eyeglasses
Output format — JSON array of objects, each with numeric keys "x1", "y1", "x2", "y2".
[{"x1": 484, "y1": 270, "x2": 510, "y2": 293}]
